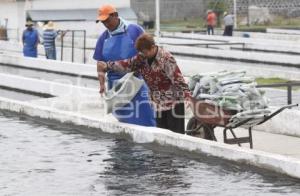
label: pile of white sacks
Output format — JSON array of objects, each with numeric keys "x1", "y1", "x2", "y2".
[{"x1": 189, "y1": 70, "x2": 271, "y2": 127}]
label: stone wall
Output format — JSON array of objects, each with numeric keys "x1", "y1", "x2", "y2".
[
  {"x1": 130, "y1": 0, "x2": 206, "y2": 21},
  {"x1": 131, "y1": 0, "x2": 300, "y2": 22},
  {"x1": 225, "y1": 0, "x2": 300, "y2": 17}
]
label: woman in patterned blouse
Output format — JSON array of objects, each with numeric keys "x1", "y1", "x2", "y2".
[{"x1": 97, "y1": 33, "x2": 191, "y2": 134}]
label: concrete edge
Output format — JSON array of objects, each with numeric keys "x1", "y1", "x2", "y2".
[
  {"x1": 0, "y1": 72, "x2": 97, "y2": 97},
  {"x1": 256, "y1": 106, "x2": 300, "y2": 138},
  {"x1": 0, "y1": 53, "x2": 95, "y2": 78},
  {"x1": 267, "y1": 28, "x2": 300, "y2": 35},
  {"x1": 0, "y1": 70, "x2": 299, "y2": 138},
  {"x1": 163, "y1": 45, "x2": 300, "y2": 68},
  {"x1": 0, "y1": 97, "x2": 300, "y2": 179},
  {"x1": 161, "y1": 32, "x2": 300, "y2": 45}
]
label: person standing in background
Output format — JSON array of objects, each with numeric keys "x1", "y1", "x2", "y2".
[
  {"x1": 43, "y1": 21, "x2": 59, "y2": 60},
  {"x1": 223, "y1": 12, "x2": 234, "y2": 36},
  {"x1": 22, "y1": 21, "x2": 39, "y2": 58},
  {"x1": 93, "y1": 4, "x2": 156, "y2": 127},
  {"x1": 206, "y1": 10, "x2": 217, "y2": 35}
]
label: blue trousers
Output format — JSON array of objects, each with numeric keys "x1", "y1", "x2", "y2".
[{"x1": 45, "y1": 47, "x2": 56, "y2": 60}]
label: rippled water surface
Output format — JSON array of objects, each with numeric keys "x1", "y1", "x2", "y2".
[{"x1": 0, "y1": 111, "x2": 300, "y2": 196}]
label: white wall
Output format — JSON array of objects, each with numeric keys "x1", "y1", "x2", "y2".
[
  {"x1": 29, "y1": 0, "x2": 130, "y2": 10},
  {"x1": 0, "y1": 1, "x2": 26, "y2": 41},
  {"x1": 52, "y1": 21, "x2": 103, "y2": 38},
  {"x1": 0, "y1": 1, "x2": 25, "y2": 37},
  {"x1": 0, "y1": 2, "x2": 17, "y2": 29},
  {"x1": 0, "y1": 0, "x2": 131, "y2": 40},
  {"x1": 54, "y1": 19, "x2": 138, "y2": 38}
]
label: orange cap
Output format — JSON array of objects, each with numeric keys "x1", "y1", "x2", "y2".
[{"x1": 97, "y1": 4, "x2": 117, "y2": 22}]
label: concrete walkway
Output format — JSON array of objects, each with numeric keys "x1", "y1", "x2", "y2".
[
  {"x1": 1, "y1": 95, "x2": 300, "y2": 179},
  {"x1": 31, "y1": 94, "x2": 300, "y2": 160},
  {"x1": 213, "y1": 127, "x2": 300, "y2": 159},
  {"x1": 0, "y1": 54, "x2": 299, "y2": 136},
  {"x1": 3, "y1": 32, "x2": 300, "y2": 66},
  {"x1": 164, "y1": 45, "x2": 300, "y2": 67},
  {"x1": 1, "y1": 45, "x2": 300, "y2": 178}
]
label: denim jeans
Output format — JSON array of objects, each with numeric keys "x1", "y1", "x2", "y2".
[
  {"x1": 45, "y1": 47, "x2": 56, "y2": 60},
  {"x1": 207, "y1": 25, "x2": 214, "y2": 35}
]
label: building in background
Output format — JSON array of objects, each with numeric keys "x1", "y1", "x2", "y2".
[
  {"x1": 0, "y1": 0, "x2": 134, "y2": 40},
  {"x1": 27, "y1": 7, "x2": 137, "y2": 38},
  {"x1": 2, "y1": 0, "x2": 300, "y2": 41}
]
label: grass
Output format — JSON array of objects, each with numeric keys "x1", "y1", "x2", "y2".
[
  {"x1": 271, "y1": 16, "x2": 300, "y2": 28},
  {"x1": 161, "y1": 18, "x2": 205, "y2": 27},
  {"x1": 144, "y1": 16, "x2": 300, "y2": 33},
  {"x1": 223, "y1": 16, "x2": 300, "y2": 32},
  {"x1": 139, "y1": 17, "x2": 207, "y2": 33},
  {"x1": 255, "y1": 77, "x2": 300, "y2": 90},
  {"x1": 255, "y1": 77, "x2": 289, "y2": 85},
  {"x1": 160, "y1": 18, "x2": 206, "y2": 32}
]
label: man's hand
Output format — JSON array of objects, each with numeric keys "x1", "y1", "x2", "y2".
[
  {"x1": 97, "y1": 61, "x2": 108, "y2": 72},
  {"x1": 99, "y1": 83, "x2": 106, "y2": 95},
  {"x1": 97, "y1": 61, "x2": 107, "y2": 95}
]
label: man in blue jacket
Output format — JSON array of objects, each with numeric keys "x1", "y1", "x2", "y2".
[
  {"x1": 22, "y1": 21, "x2": 39, "y2": 58},
  {"x1": 93, "y1": 4, "x2": 156, "y2": 126}
]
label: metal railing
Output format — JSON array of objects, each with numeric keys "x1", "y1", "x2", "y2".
[
  {"x1": 166, "y1": 42, "x2": 246, "y2": 49},
  {"x1": 59, "y1": 30, "x2": 87, "y2": 64},
  {"x1": 161, "y1": 35, "x2": 246, "y2": 49},
  {"x1": 257, "y1": 82, "x2": 300, "y2": 105}
]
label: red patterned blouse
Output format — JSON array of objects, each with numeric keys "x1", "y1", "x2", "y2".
[{"x1": 107, "y1": 47, "x2": 191, "y2": 111}]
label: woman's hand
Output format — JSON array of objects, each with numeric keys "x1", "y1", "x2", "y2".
[{"x1": 136, "y1": 52, "x2": 146, "y2": 63}]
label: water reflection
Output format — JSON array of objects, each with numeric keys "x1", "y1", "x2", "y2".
[
  {"x1": 101, "y1": 138, "x2": 190, "y2": 195},
  {"x1": 0, "y1": 111, "x2": 300, "y2": 196},
  {"x1": 101, "y1": 138, "x2": 300, "y2": 195}
]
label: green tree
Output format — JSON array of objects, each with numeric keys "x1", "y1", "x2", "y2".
[{"x1": 207, "y1": 0, "x2": 230, "y2": 27}]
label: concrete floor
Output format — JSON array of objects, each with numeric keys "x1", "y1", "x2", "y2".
[
  {"x1": 2, "y1": 38, "x2": 300, "y2": 164},
  {"x1": 213, "y1": 127, "x2": 300, "y2": 159},
  {"x1": 28, "y1": 94, "x2": 300, "y2": 160}
]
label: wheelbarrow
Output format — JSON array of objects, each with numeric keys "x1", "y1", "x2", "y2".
[{"x1": 186, "y1": 97, "x2": 298, "y2": 149}]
